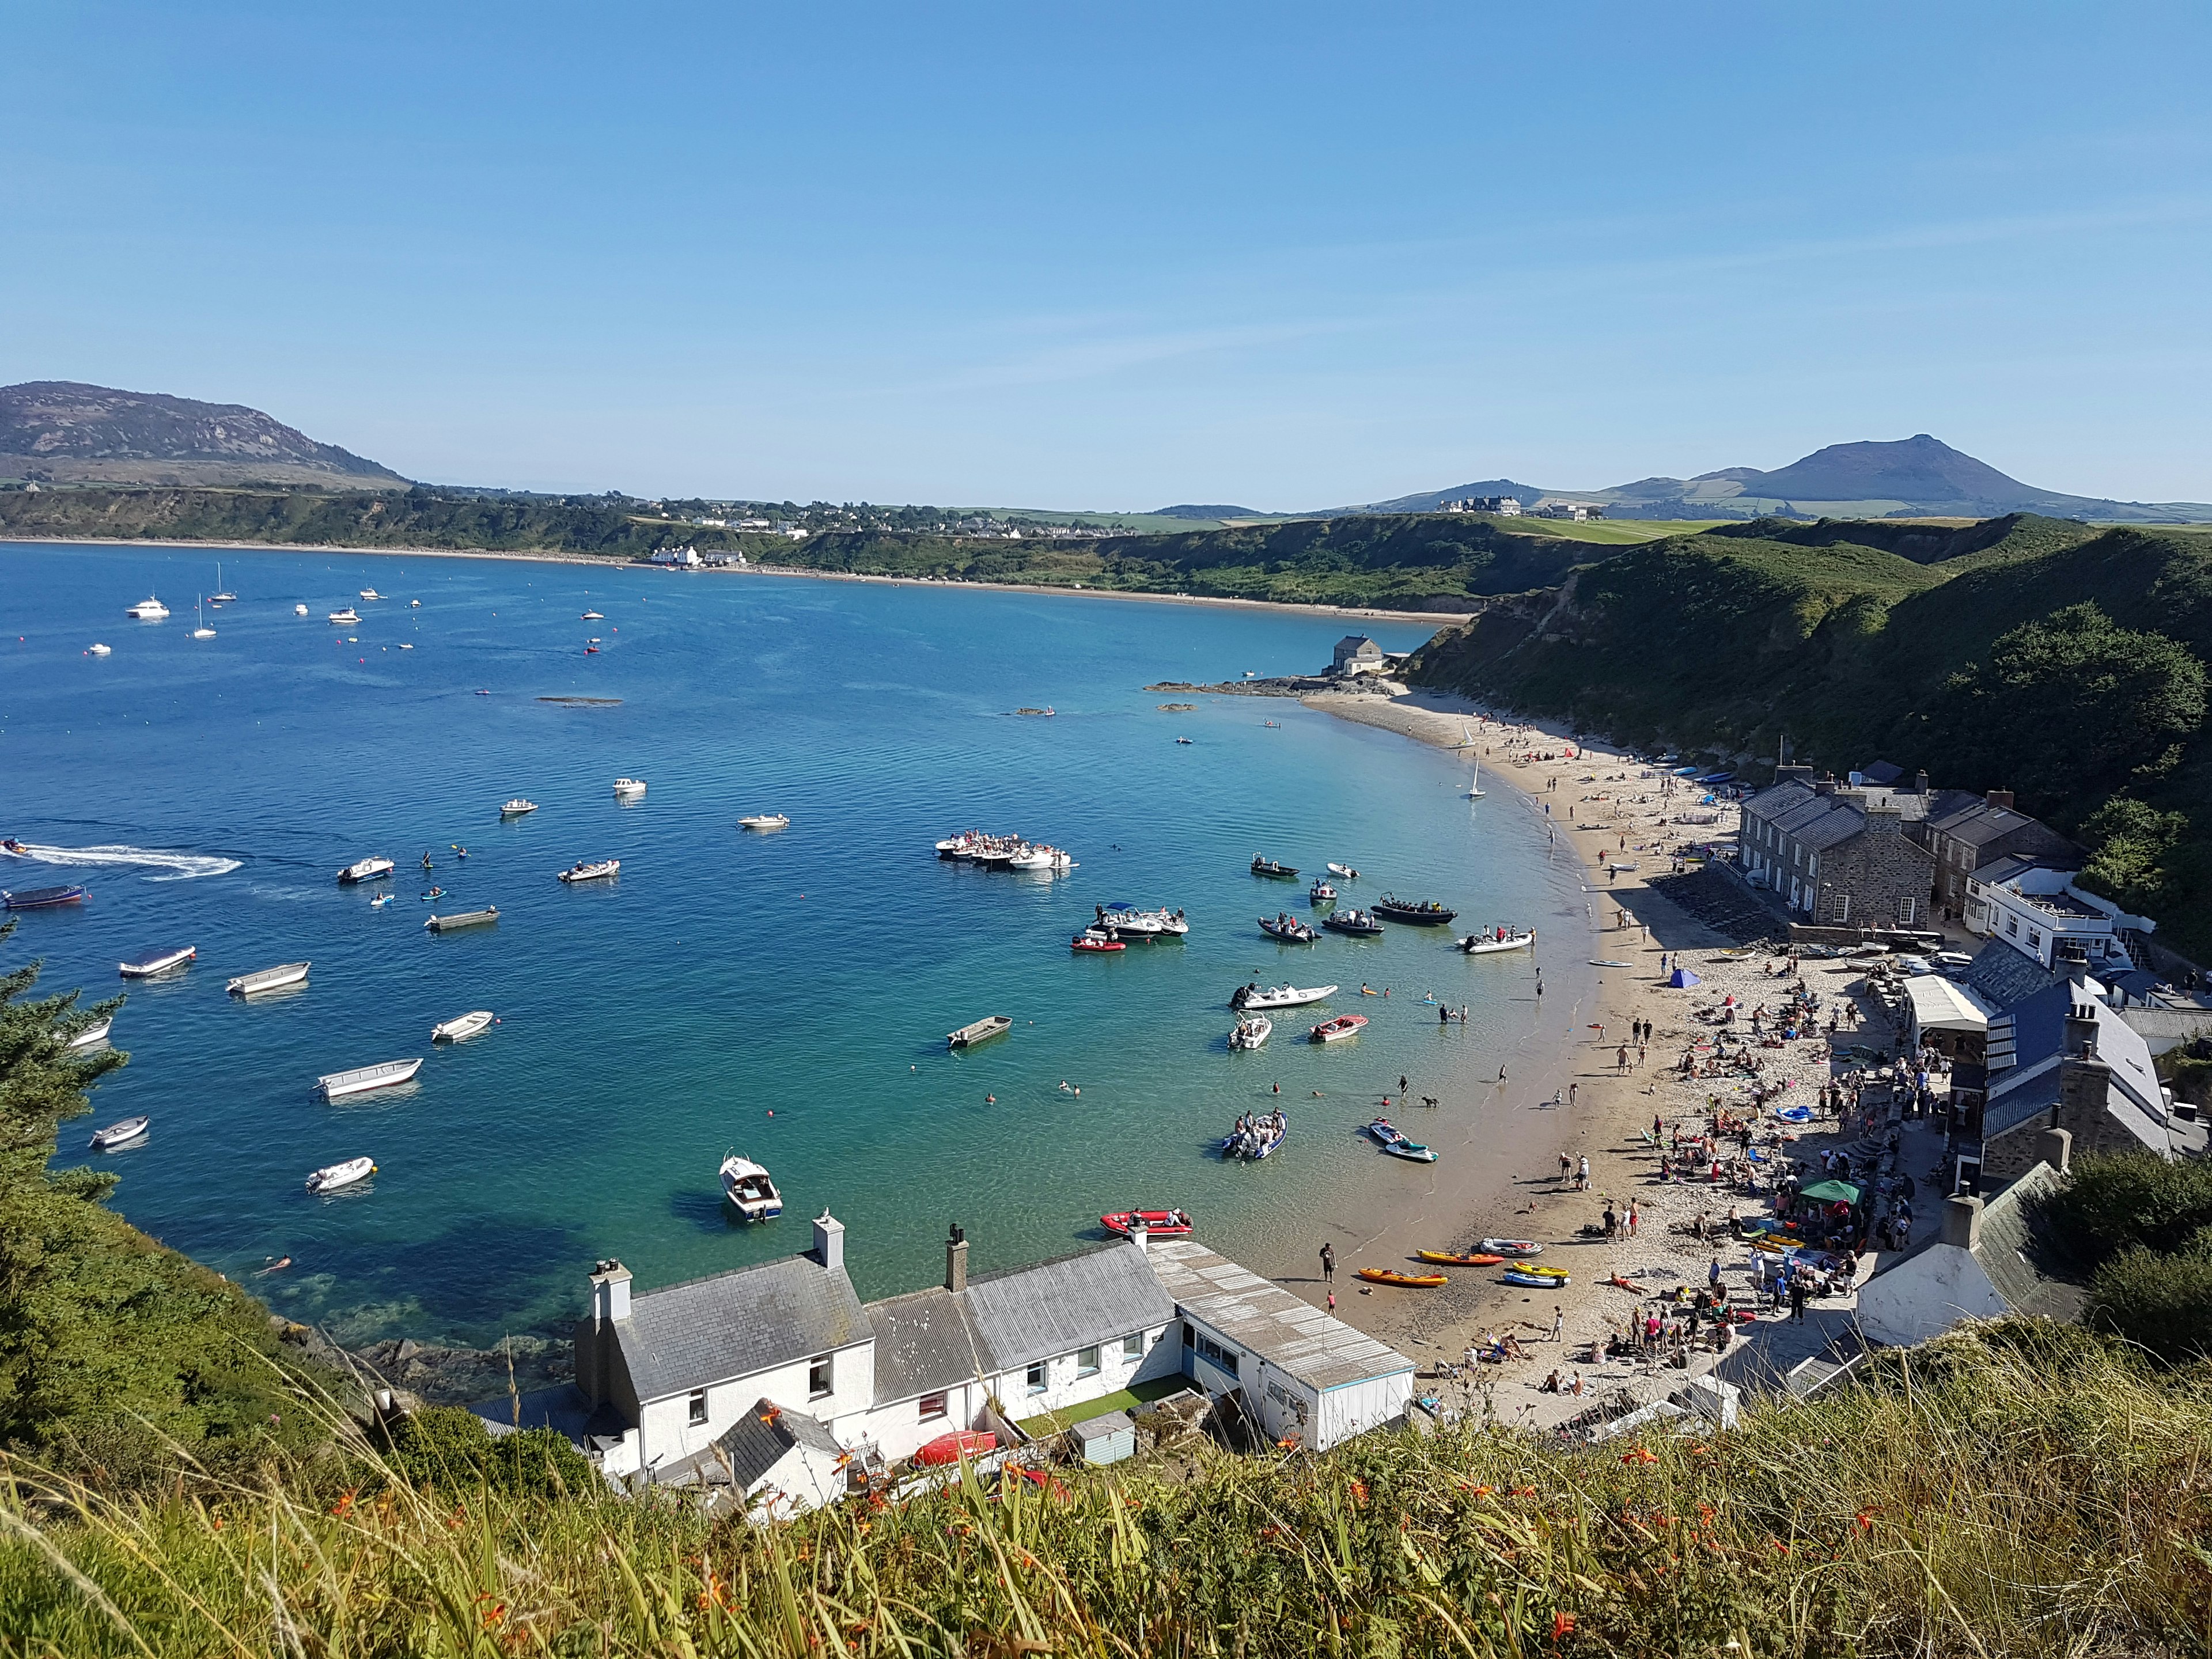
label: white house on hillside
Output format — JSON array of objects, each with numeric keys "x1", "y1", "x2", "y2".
[{"x1": 1967, "y1": 856, "x2": 2152, "y2": 972}]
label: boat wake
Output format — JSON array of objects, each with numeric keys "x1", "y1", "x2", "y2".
[{"x1": 0, "y1": 842, "x2": 243, "y2": 881}]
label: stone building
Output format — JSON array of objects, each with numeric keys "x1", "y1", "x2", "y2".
[
  {"x1": 1331, "y1": 635, "x2": 1387, "y2": 676},
  {"x1": 1969, "y1": 987, "x2": 2175, "y2": 1188},
  {"x1": 1922, "y1": 790, "x2": 2077, "y2": 921},
  {"x1": 1737, "y1": 765, "x2": 1955, "y2": 929}
]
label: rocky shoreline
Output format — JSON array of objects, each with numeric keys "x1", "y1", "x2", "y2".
[{"x1": 1143, "y1": 676, "x2": 1404, "y2": 699}]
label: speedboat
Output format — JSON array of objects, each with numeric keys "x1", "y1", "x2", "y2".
[
  {"x1": 1322, "y1": 908, "x2": 1384, "y2": 937},
  {"x1": 120, "y1": 945, "x2": 196, "y2": 979},
  {"x1": 305, "y1": 1156, "x2": 376, "y2": 1194},
  {"x1": 3, "y1": 884, "x2": 87, "y2": 910},
  {"x1": 1458, "y1": 928, "x2": 1536, "y2": 955},
  {"x1": 1373, "y1": 895, "x2": 1457, "y2": 925},
  {"x1": 1008, "y1": 843, "x2": 1077, "y2": 870},
  {"x1": 1101, "y1": 1208, "x2": 1192, "y2": 1238},
  {"x1": 948, "y1": 1014, "x2": 1012, "y2": 1048},
  {"x1": 228, "y1": 961, "x2": 310, "y2": 997},
  {"x1": 719, "y1": 1154, "x2": 784, "y2": 1221},
  {"x1": 1325, "y1": 862, "x2": 1359, "y2": 880},
  {"x1": 67, "y1": 1017, "x2": 113, "y2": 1050},
  {"x1": 613, "y1": 778, "x2": 647, "y2": 797},
  {"x1": 1310, "y1": 1013, "x2": 1369, "y2": 1043},
  {"x1": 1251, "y1": 855, "x2": 1298, "y2": 880},
  {"x1": 1219, "y1": 1111, "x2": 1287, "y2": 1160},
  {"x1": 1090, "y1": 903, "x2": 1186, "y2": 940},
  {"x1": 316, "y1": 1058, "x2": 422, "y2": 1099},
  {"x1": 1259, "y1": 914, "x2": 1319, "y2": 943},
  {"x1": 431, "y1": 1010, "x2": 495, "y2": 1042},
  {"x1": 1478, "y1": 1238, "x2": 1545, "y2": 1257},
  {"x1": 127, "y1": 596, "x2": 169, "y2": 620},
  {"x1": 89, "y1": 1115, "x2": 149, "y2": 1151},
  {"x1": 500, "y1": 798, "x2": 537, "y2": 817},
  {"x1": 1230, "y1": 982, "x2": 1336, "y2": 1010},
  {"x1": 1356, "y1": 1267, "x2": 1446, "y2": 1287},
  {"x1": 294, "y1": 603, "x2": 310, "y2": 616},
  {"x1": 338, "y1": 857, "x2": 394, "y2": 884},
  {"x1": 1309, "y1": 881, "x2": 1336, "y2": 904},
  {"x1": 1071, "y1": 928, "x2": 1125, "y2": 953},
  {"x1": 582, "y1": 610, "x2": 605, "y2": 620},
  {"x1": 358, "y1": 588, "x2": 384, "y2": 600},
  {"x1": 328, "y1": 608, "x2": 361, "y2": 625},
  {"x1": 738, "y1": 813, "x2": 790, "y2": 830},
  {"x1": 558, "y1": 858, "x2": 620, "y2": 883},
  {"x1": 1228, "y1": 1014, "x2": 1271, "y2": 1050}
]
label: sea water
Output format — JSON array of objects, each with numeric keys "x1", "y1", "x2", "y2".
[{"x1": 3, "y1": 542, "x2": 1585, "y2": 1344}]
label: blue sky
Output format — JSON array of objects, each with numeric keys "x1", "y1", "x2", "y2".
[{"x1": 5, "y1": 2, "x2": 2208, "y2": 507}]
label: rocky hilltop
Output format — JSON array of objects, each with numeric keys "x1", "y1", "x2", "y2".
[{"x1": 0, "y1": 380, "x2": 406, "y2": 487}]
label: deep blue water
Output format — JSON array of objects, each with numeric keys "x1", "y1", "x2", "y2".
[{"x1": 3, "y1": 543, "x2": 1583, "y2": 1344}]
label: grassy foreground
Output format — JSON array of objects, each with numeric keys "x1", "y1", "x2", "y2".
[{"x1": 2, "y1": 1323, "x2": 2207, "y2": 1657}]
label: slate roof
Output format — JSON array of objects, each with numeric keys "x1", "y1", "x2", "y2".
[
  {"x1": 708, "y1": 1397, "x2": 844, "y2": 1490},
  {"x1": 1956, "y1": 938, "x2": 2062, "y2": 1010},
  {"x1": 1984, "y1": 982, "x2": 2168, "y2": 1149},
  {"x1": 867, "y1": 1285, "x2": 985, "y2": 1404},
  {"x1": 1926, "y1": 797, "x2": 2074, "y2": 856},
  {"x1": 1146, "y1": 1237, "x2": 1413, "y2": 1392},
  {"x1": 1743, "y1": 781, "x2": 1948, "y2": 856},
  {"x1": 1858, "y1": 760, "x2": 1906, "y2": 786},
  {"x1": 615, "y1": 1255, "x2": 870, "y2": 1404},
  {"x1": 963, "y1": 1244, "x2": 1175, "y2": 1373},
  {"x1": 1972, "y1": 1167, "x2": 2088, "y2": 1324}
]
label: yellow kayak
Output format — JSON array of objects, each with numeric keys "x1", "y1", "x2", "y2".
[{"x1": 1357, "y1": 1267, "x2": 1449, "y2": 1289}]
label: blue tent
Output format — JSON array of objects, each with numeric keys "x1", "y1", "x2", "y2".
[{"x1": 1668, "y1": 968, "x2": 1702, "y2": 988}]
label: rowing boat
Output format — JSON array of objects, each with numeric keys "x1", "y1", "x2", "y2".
[
  {"x1": 228, "y1": 961, "x2": 310, "y2": 996},
  {"x1": 948, "y1": 1014, "x2": 1012, "y2": 1048}
]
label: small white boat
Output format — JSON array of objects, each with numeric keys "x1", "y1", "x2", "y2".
[
  {"x1": 1228, "y1": 1014, "x2": 1272, "y2": 1050},
  {"x1": 1311, "y1": 1013, "x2": 1370, "y2": 1044},
  {"x1": 127, "y1": 596, "x2": 169, "y2": 620},
  {"x1": 1230, "y1": 982, "x2": 1337, "y2": 1010},
  {"x1": 358, "y1": 588, "x2": 384, "y2": 600},
  {"x1": 1326, "y1": 862, "x2": 1359, "y2": 880},
  {"x1": 68, "y1": 1017, "x2": 113, "y2": 1050},
  {"x1": 1458, "y1": 929, "x2": 1536, "y2": 955},
  {"x1": 738, "y1": 813, "x2": 790, "y2": 830},
  {"x1": 500, "y1": 798, "x2": 537, "y2": 817},
  {"x1": 1466, "y1": 757, "x2": 1485, "y2": 800},
  {"x1": 328, "y1": 608, "x2": 361, "y2": 624},
  {"x1": 89, "y1": 1116, "x2": 150, "y2": 1150},
  {"x1": 294, "y1": 603, "x2": 310, "y2": 616},
  {"x1": 431, "y1": 1009, "x2": 494, "y2": 1042},
  {"x1": 582, "y1": 610, "x2": 605, "y2": 620},
  {"x1": 316, "y1": 1058, "x2": 423, "y2": 1099},
  {"x1": 87, "y1": 642, "x2": 112, "y2": 656},
  {"x1": 613, "y1": 777, "x2": 647, "y2": 797},
  {"x1": 228, "y1": 960, "x2": 310, "y2": 997},
  {"x1": 719, "y1": 1154, "x2": 784, "y2": 1221},
  {"x1": 191, "y1": 597, "x2": 217, "y2": 639},
  {"x1": 558, "y1": 858, "x2": 619, "y2": 883},
  {"x1": 370, "y1": 892, "x2": 392, "y2": 907},
  {"x1": 1007, "y1": 843, "x2": 1077, "y2": 870},
  {"x1": 120, "y1": 945, "x2": 196, "y2": 978},
  {"x1": 338, "y1": 856, "x2": 395, "y2": 884},
  {"x1": 305, "y1": 1156, "x2": 376, "y2": 1194}
]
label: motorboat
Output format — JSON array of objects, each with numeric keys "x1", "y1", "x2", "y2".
[
  {"x1": 558, "y1": 858, "x2": 620, "y2": 883},
  {"x1": 359, "y1": 588, "x2": 384, "y2": 600},
  {"x1": 1218, "y1": 1111, "x2": 1287, "y2": 1161},
  {"x1": 1501, "y1": 1269, "x2": 1565, "y2": 1288},
  {"x1": 613, "y1": 778, "x2": 647, "y2": 797},
  {"x1": 328, "y1": 608, "x2": 361, "y2": 625},
  {"x1": 120, "y1": 945, "x2": 196, "y2": 978},
  {"x1": 1101, "y1": 1208, "x2": 1192, "y2": 1238},
  {"x1": 294, "y1": 603, "x2": 310, "y2": 616},
  {"x1": 948, "y1": 1014, "x2": 1012, "y2": 1048},
  {"x1": 425, "y1": 907, "x2": 499, "y2": 931},
  {"x1": 411, "y1": 599, "x2": 422, "y2": 607},
  {"x1": 67, "y1": 1017, "x2": 113, "y2": 1050},
  {"x1": 89, "y1": 1115, "x2": 149, "y2": 1151},
  {"x1": 127, "y1": 596, "x2": 169, "y2": 620},
  {"x1": 1228, "y1": 1014, "x2": 1272, "y2": 1050},
  {"x1": 1325, "y1": 862, "x2": 1359, "y2": 880},
  {"x1": 1175, "y1": 736, "x2": 1192, "y2": 745},
  {"x1": 431, "y1": 1010, "x2": 495, "y2": 1042},
  {"x1": 1373, "y1": 895, "x2": 1457, "y2": 925},
  {"x1": 1459, "y1": 928, "x2": 1536, "y2": 955},
  {"x1": 88, "y1": 643, "x2": 112, "y2": 656},
  {"x1": 4, "y1": 884, "x2": 87, "y2": 910},
  {"x1": 1258, "y1": 914, "x2": 1319, "y2": 943},
  {"x1": 738, "y1": 813, "x2": 790, "y2": 830},
  {"x1": 719, "y1": 1155, "x2": 785, "y2": 1221},
  {"x1": 1251, "y1": 855, "x2": 1298, "y2": 880},
  {"x1": 305, "y1": 1156, "x2": 376, "y2": 1194},
  {"x1": 1007, "y1": 843, "x2": 1077, "y2": 870},
  {"x1": 1070, "y1": 928, "x2": 1125, "y2": 953},
  {"x1": 228, "y1": 961, "x2": 310, "y2": 997},
  {"x1": 316, "y1": 1058, "x2": 423, "y2": 1099},
  {"x1": 1356, "y1": 1267, "x2": 1446, "y2": 1287},
  {"x1": 191, "y1": 597, "x2": 216, "y2": 639},
  {"x1": 500, "y1": 799, "x2": 537, "y2": 817},
  {"x1": 338, "y1": 857, "x2": 395, "y2": 884},
  {"x1": 1232, "y1": 982, "x2": 1336, "y2": 1010},
  {"x1": 1308, "y1": 880, "x2": 1336, "y2": 904},
  {"x1": 1478, "y1": 1238, "x2": 1546, "y2": 1258},
  {"x1": 1310, "y1": 1013, "x2": 1369, "y2": 1043},
  {"x1": 582, "y1": 610, "x2": 605, "y2": 620},
  {"x1": 1322, "y1": 908, "x2": 1384, "y2": 937},
  {"x1": 1089, "y1": 903, "x2": 1186, "y2": 940},
  {"x1": 1417, "y1": 1248, "x2": 1504, "y2": 1267},
  {"x1": 0, "y1": 839, "x2": 26, "y2": 854},
  {"x1": 934, "y1": 837, "x2": 973, "y2": 859}
]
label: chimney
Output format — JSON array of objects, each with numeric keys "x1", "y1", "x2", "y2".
[
  {"x1": 1814, "y1": 775, "x2": 1838, "y2": 797},
  {"x1": 1914, "y1": 769, "x2": 1930, "y2": 796},
  {"x1": 813, "y1": 1211, "x2": 845, "y2": 1274},
  {"x1": 1128, "y1": 1213, "x2": 1150, "y2": 1254},
  {"x1": 1941, "y1": 1194, "x2": 1983, "y2": 1251},
  {"x1": 2065, "y1": 1002, "x2": 2099, "y2": 1061},
  {"x1": 2055, "y1": 1021, "x2": 2111, "y2": 1151},
  {"x1": 589, "y1": 1257, "x2": 632, "y2": 1328},
  {"x1": 1863, "y1": 801, "x2": 1902, "y2": 836},
  {"x1": 945, "y1": 1222, "x2": 968, "y2": 1294},
  {"x1": 1774, "y1": 764, "x2": 1814, "y2": 787},
  {"x1": 2039, "y1": 1125, "x2": 2073, "y2": 1177},
  {"x1": 1985, "y1": 789, "x2": 2015, "y2": 811}
]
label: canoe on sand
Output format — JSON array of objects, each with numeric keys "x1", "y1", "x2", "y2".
[
  {"x1": 1357, "y1": 1267, "x2": 1448, "y2": 1289},
  {"x1": 1417, "y1": 1249, "x2": 1504, "y2": 1267}
]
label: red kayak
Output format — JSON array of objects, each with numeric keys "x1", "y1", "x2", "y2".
[
  {"x1": 1102, "y1": 1208, "x2": 1193, "y2": 1237},
  {"x1": 915, "y1": 1430, "x2": 996, "y2": 1467}
]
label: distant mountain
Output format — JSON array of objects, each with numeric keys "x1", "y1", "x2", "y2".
[{"x1": 0, "y1": 381, "x2": 405, "y2": 487}]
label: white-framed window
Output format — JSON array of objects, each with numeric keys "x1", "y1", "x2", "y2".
[
  {"x1": 1076, "y1": 1346, "x2": 1101, "y2": 1378},
  {"x1": 808, "y1": 1355, "x2": 832, "y2": 1399},
  {"x1": 1123, "y1": 1332, "x2": 1145, "y2": 1361},
  {"x1": 2006, "y1": 916, "x2": 2019, "y2": 938},
  {"x1": 687, "y1": 1389, "x2": 708, "y2": 1426},
  {"x1": 1194, "y1": 1332, "x2": 1240, "y2": 1374},
  {"x1": 1025, "y1": 1361, "x2": 1047, "y2": 1394},
  {"x1": 918, "y1": 1392, "x2": 948, "y2": 1422},
  {"x1": 1835, "y1": 892, "x2": 1850, "y2": 922},
  {"x1": 1899, "y1": 897, "x2": 1916, "y2": 925},
  {"x1": 2028, "y1": 929, "x2": 2042, "y2": 952}
]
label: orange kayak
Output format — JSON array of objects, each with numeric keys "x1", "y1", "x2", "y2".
[
  {"x1": 1357, "y1": 1267, "x2": 1448, "y2": 1288},
  {"x1": 1418, "y1": 1249, "x2": 1505, "y2": 1267}
]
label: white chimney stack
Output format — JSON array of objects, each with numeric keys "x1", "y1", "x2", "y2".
[
  {"x1": 813, "y1": 1211, "x2": 845, "y2": 1274},
  {"x1": 589, "y1": 1257, "x2": 632, "y2": 1327}
]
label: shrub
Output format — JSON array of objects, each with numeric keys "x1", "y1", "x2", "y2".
[
  {"x1": 2039, "y1": 1150, "x2": 2212, "y2": 1264},
  {"x1": 2089, "y1": 1241, "x2": 2212, "y2": 1364},
  {"x1": 382, "y1": 1406, "x2": 596, "y2": 1499}
]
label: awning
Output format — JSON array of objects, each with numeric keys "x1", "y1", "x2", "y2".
[
  {"x1": 1798, "y1": 1180, "x2": 1863, "y2": 1206},
  {"x1": 1904, "y1": 975, "x2": 1998, "y2": 1035}
]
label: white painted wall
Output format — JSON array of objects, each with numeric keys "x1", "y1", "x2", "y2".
[
  {"x1": 633, "y1": 1339, "x2": 875, "y2": 1475},
  {"x1": 1315, "y1": 1372, "x2": 1414, "y2": 1451},
  {"x1": 744, "y1": 1443, "x2": 850, "y2": 1523},
  {"x1": 1857, "y1": 1245, "x2": 2008, "y2": 1347}
]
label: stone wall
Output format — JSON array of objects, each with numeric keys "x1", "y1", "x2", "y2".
[{"x1": 1818, "y1": 805, "x2": 1935, "y2": 930}]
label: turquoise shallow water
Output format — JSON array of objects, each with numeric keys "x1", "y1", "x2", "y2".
[{"x1": 3, "y1": 543, "x2": 1584, "y2": 1343}]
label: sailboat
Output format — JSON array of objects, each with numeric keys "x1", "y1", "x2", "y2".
[
  {"x1": 210, "y1": 563, "x2": 236, "y2": 603},
  {"x1": 191, "y1": 597, "x2": 217, "y2": 639},
  {"x1": 1466, "y1": 755, "x2": 1485, "y2": 800}
]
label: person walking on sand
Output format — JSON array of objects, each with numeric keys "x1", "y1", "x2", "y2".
[
  {"x1": 1577, "y1": 1154, "x2": 1590, "y2": 1190},
  {"x1": 1569, "y1": 1082, "x2": 1579, "y2": 1108},
  {"x1": 1320, "y1": 1242, "x2": 1335, "y2": 1286},
  {"x1": 1551, "y1": 1304, "x2": 1565, "y2": 1342}
]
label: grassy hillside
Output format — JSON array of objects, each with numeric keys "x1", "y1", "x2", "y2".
[{"x1": 1406, "y1": 515, "x2": 2212, "y2": 955}]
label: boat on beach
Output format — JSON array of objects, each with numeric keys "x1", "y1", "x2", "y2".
[
  {"x1": 1322, "y1": 908, "x2": 1384, "y2": 937},
  {"x1": 1251, "y1": 855, "x2": 1298, "y2": 879},
  {"x1": 948, "y1": 1014, "x2": 1012, "y2": 1048},
  {"x1": 1356, "y1": 1267, "x2": 1446, "y2": 1288},
  {"x1": 1070, "y1": 928, "x2": 1125, "y2": 952},
  {"x1": 1478, "y1": 1238, "x2": 1546, "y2": 1257},
  {"x1": 3, "y1": 884, "x2": 88, "y2": 910},
  {"x1": 89, "y1": 1115, "x2": 149, "y2": 1150},
  {"x1": 68, "y1": 1017, "x2": 113, "y2": 1050},
  {"x1": 316, "y1": 1058, "x2": 422, "y2": 1099},
  {"x1": 1258, "y1": 914, "x2": 1319, "y2": 943},
  {"x1": 719, "y1": 1154, "x2": 785, "y2": 1221},
  {"x1": 1501, "y1": 1268, "x2": 1565, "y2": 1287},
  {"x1": 738, "y1": 813, "x2": 790, "y2": 830},
  {"x1": 425, "y1": 907, "x2": 500, "y2": 931},
  {"x1": 1230, "y1": 982, "x2": 1336, "y2": 1010},
  {"x1": 1228, "y1": 1013, "x2": 1272, "y2": 1050},
  {"x1": 120, "y1": 945, "x2": 195, "y2": 978},
  {"x1": 431, "y1": 1010, "x2": 495, "y2": 1042},
  {"x1": 1218, "y1": 1111, "x2": 1287, "y2": 1161},
  {"x1": 558, "y1": 858, "x2": 619, "y2": 882},
  {"x1": 1311, "y1": 1013, "x2": 1370, "y2": 1044},
  {"x1": 338, "y1": 857, "x2": 394, "y2": 884},
  {"x1": 305, "y1": 1156, "x2": 376, "y2": 1194},
  {"x1": 1459, "y1": 927, "x2": 1536, "y2": 955},
  {"x1": 1101, "y1": 1208, "x2": 1191, "y2": 1238},
  {"x1": 1373, "y1": 895, "x2": 1457, "y2": 925},
  {"x1": 228, "y1": 961, "x2": 310, "y2": 996}
]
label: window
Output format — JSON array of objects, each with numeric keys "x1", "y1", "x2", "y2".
[
  {"x1": 2028, "y1": 929, "x2": 2042, "y2": 952},
  {"x1": 687, "y1": 1389, "x2": 708, "y2": 1427},
  {"x1": 1025, "y1": 1361, "x2": 1047, "y2": 1395},
  {"x1": 918, "y1": 1392, "x2": 948, "y2": 1422},
  {"x1": 1123, "y1": 1332, "x2": 1145, "y2": 1361},
  {"x1": 1076, "y1": 1345, "x2": 1101, "y2": 1377},
  {"x1": 1899, "y1": 897, "x2": 1916, "y2": 925},
  {"x1": 1834, "y1": 892, "x2": 1850, "y2": 922},
  {"x1": 808, "y1": 1355, "x2": 832, "y2": 1400},
  {"x1": 1194, "y1": 1333, "x2": 1240, "y2": 1375},
  {"x1": 1794, "y1": 845, "x2": 1802, "y2": 868}
]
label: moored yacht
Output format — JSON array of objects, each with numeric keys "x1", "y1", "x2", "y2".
[
  {"x1": 738, "y1": 813, "x2": 790, "y2": 830},
  {"x1": 501, "y1": 798, "x2": 537, "y2": 817},
  {"x1": 328, "y1": 607, "x2": 361, "y2": 625},
  {"x1": 191, "y1": 597, "x2": 217, "y2": 638},
  {"x1": 87, "y1": 642, "x2": 112, "y2": 656},
  {"x1": 719, "y1": 1155, "x2": 784, "y2": 1221},
  {"x1": 613, "y1": 777, "x2": 647, "y2": 797},
  {"x1": 127, "y1": 596, "x2": 170, "y2": 620}
]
